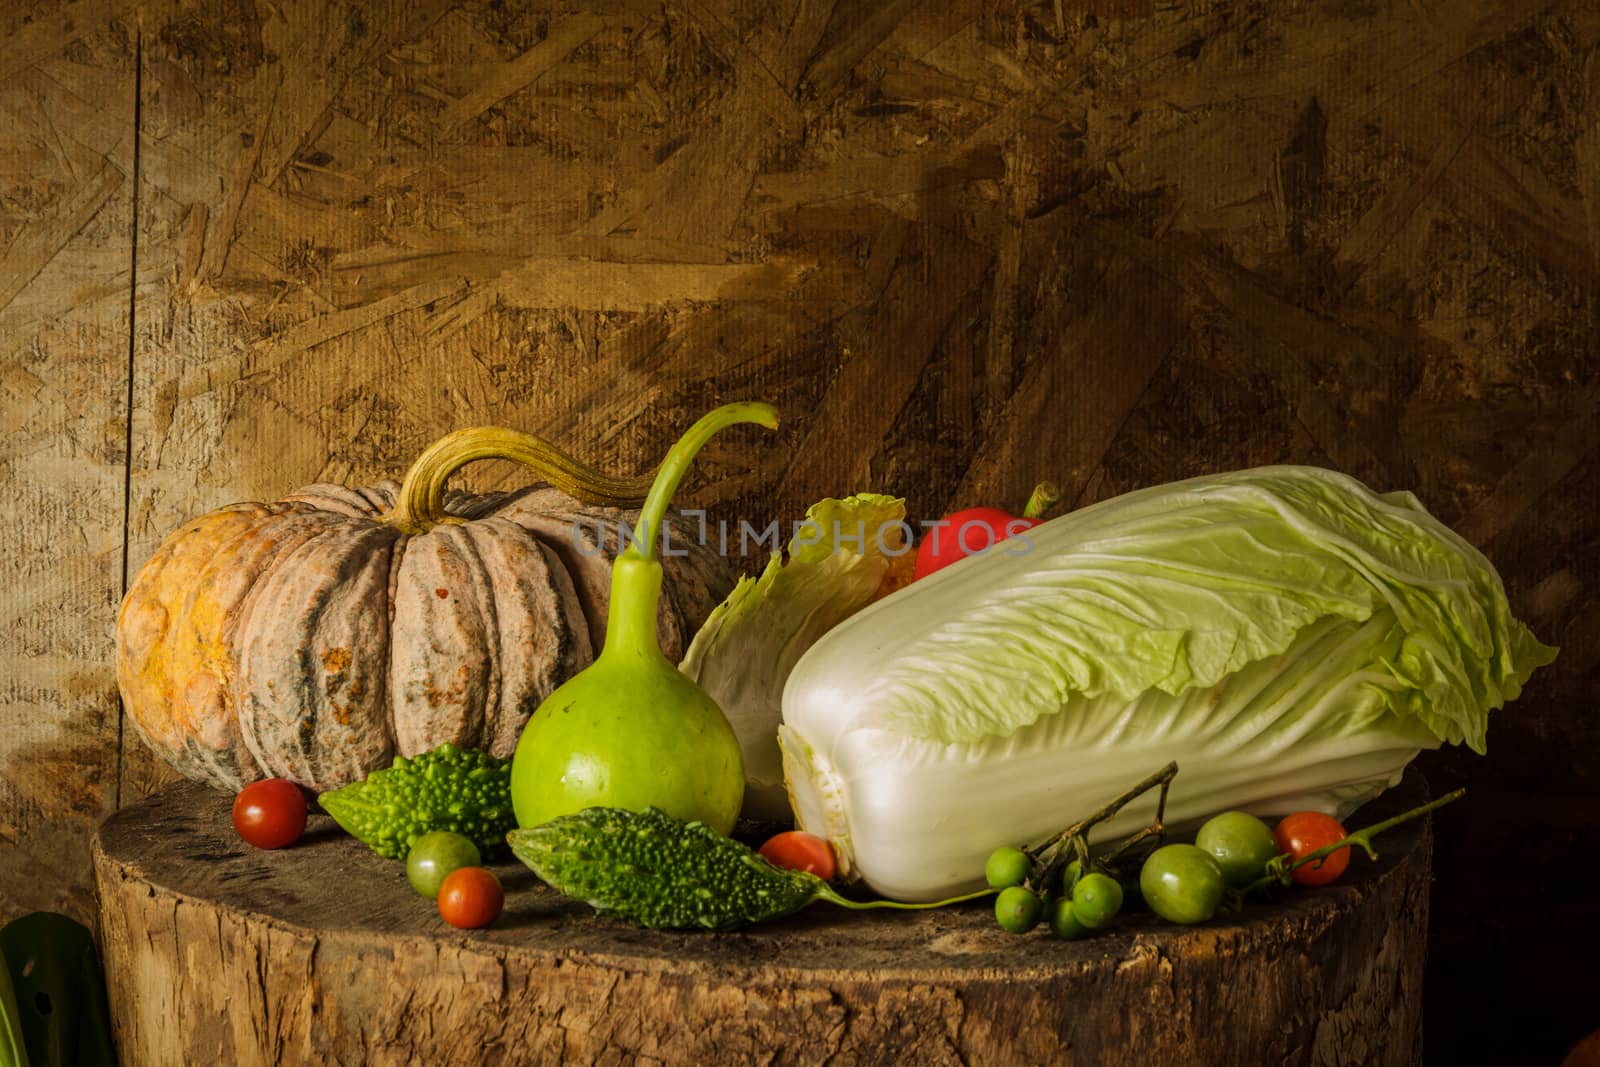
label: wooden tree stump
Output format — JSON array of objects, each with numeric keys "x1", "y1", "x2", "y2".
[{"x1": 93, "y1": 773, "x2": 1433, "y2": 1066}]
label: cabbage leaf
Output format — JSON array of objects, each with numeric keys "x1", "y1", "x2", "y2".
[
  {"x1": 679, "y1": 493, "x2": 906, "y2": 820},
  {"x1": 864, "y1": 468, "x2": 1551, "y2": 753}
]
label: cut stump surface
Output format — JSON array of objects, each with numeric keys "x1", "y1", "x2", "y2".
[{"x1": 93, "y1": 772, "x2": 1433, "y2": 1066}]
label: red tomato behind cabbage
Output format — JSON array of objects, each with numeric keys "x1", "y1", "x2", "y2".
[{"x1": 913, "y1": 508, "x2": 1041, "y2": 580}]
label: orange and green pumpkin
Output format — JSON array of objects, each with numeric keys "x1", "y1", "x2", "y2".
[{"x1": 115, "y1": 428, "x2": 734, "y2": 792}]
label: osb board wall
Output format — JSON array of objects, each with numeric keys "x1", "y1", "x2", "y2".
[
  {"x1": 0, "y1": 0, "x2": 1595, "y2": 1062},
  {"x1": 1, "y1": 3, "x2": 136, "y2": 923}
]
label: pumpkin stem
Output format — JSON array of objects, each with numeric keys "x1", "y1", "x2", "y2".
[{"x1": 381, "y1": 426, "x2": 657, "y2": 535}]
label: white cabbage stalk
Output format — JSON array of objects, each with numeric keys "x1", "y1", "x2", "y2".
[
  {"x1": 679, "y1": 494, "x2": 906, "y2": 820},
  {"x1": 780, "y1": 466, "x2": 1556, "y2": 902}
]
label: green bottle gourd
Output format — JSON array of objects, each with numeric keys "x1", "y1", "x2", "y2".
[{"x1": 509, "y1": 402, "x2": 779, "y2": 835}]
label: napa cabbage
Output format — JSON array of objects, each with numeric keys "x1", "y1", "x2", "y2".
[{"x1": 778, "y1": 466, "x2": 1556, "y2": 901}]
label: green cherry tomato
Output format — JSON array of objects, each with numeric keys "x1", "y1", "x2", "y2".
[
  {"x1": 1048, "y1": 896, "x2": 1089, "y2": 940},
  {"x1": 994, "y1": 886, "x2": 1043, "y2": 933},
  {"x1": 1070, "y1": 872, "x2": 1124, "y2": 929},
  {"x1": 985, "y1": 847, "x2": 1032, "y2": 890},
  {"x1": 1061, "y1": 858, "x2": 1083, "y2": 892},
  {"x1": 1140, "y1": 844, "x2": 1226, "y2": 925},
  {"x1": 407, "y1": 830, "x2": 482, "y2": 899},
  {"x1": 1196, "y1": 810, "x2": 1280, "y2": 888}
]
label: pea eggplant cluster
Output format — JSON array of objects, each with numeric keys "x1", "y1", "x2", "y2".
[
  {"x1": 984, "y1": 810, "x2": 1281, "y2": 936},
  {"x1": 981, "y1": 765, "x2": 1462, "y2": 938}
]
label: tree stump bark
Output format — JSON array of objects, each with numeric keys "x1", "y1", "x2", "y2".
[{"x1": 93, "y1": 772, "x2": 1433, "y2": 1066}]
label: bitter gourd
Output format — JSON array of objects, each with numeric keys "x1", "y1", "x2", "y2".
[
  {"x1": 507, "y1": 806, "x2": 992, "y2": 931},
  {"x1": 320, "y1": 743, "x2": 515, "y2": 859}
]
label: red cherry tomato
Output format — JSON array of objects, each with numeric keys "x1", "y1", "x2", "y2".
[
  {"x1": 758, "y1": 831, "x2": 837, "y2": 880},
  {"x1": 437, "y1": 867, "x2": 504, "y2": 929},
  {"x1": 231, "y1": 778, "x2": 307, "y2": 850},
  {"x1": 913, "y1": 507, "x2": 1041, "y2": 580},
  {"x1": 1273, "y1": 811, "x2": 1351, "y2": 886}
]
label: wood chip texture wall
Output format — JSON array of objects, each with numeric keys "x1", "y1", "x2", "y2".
[{"x1": 0, "y1": 1, "x2": 1594, "y2": 1062}]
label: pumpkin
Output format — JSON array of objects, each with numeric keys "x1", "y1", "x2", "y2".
[{"x1": 116, "y1": 427, "x2": 737, "y2": 792}]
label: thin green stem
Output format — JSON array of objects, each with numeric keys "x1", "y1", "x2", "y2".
[
  {"x1": 1022, "y1": 481, "x2": 1061, "y2": 520},
  {"x1": 1239, "y1": 788, "x2": 1464, "y2": 898},
  {"x1": 1098, "y1": 821, "x2": 1164, "y2": 867},
  {"x1": 601, "y1": 402, "x2": 778, "y2": 657},
  {"x1": 628, "y1": 401, "x2": 779, "y2": 563},
  {"x1": 1033, "y1": 761, "x2": 1179, "y2": 893},
  {"x1": 1047, "y1": 761, "x2": 1179, "y2": 850},
  {"x1": 817, "y1": 886, "x2": 996, "y2": 912}
]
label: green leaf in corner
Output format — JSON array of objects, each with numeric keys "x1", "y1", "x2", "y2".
[
  {"x1": 0, "y1": 944, "x2": 29, "y2": 1067},
  {"x1": 0, "y1": 913, "x2": 115, "y2": 1067}
]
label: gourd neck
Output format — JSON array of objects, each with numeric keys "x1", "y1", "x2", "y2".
[
  {"x1": 630, "y1": 401, "x2": 779, "y2": 556},
  {"x1": 600, "y1": 556, "x2": 666, "y2": 660},
  {"x1": 599, "y1": 400, "x2": 779, "y2": 659}
]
